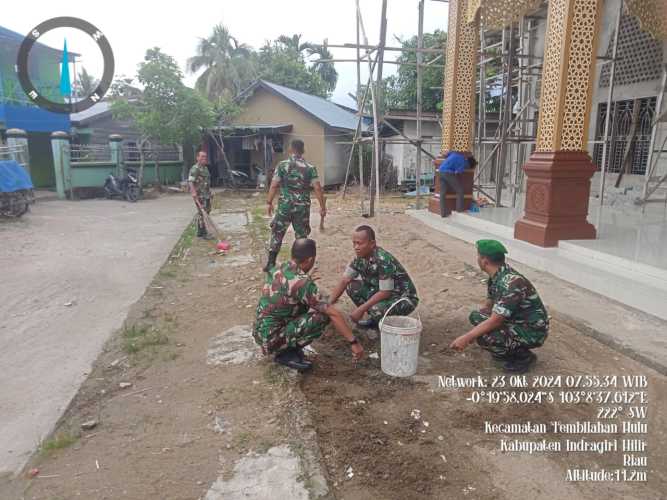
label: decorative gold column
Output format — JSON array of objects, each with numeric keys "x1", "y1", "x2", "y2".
[
  {"x1": 430, "y1": 0, "x2": 478, "y2": 215},
  {"x1": 514, "y1": 0, "x2": 603, "y2": 246},
  {"x1": 441, "y1": 0, "x2": 478, "y2": 152}
]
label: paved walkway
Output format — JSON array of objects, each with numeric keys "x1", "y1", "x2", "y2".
[{"x1": 0, "y1": 195, "x2": 194, "y2": 475}]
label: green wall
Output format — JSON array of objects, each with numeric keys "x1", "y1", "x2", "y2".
[
  {"x1": 28, "y1": 132, "x2": 56, "y2": 188},
  {"x1": 68, "y1": 161, "x2": 182, "y2": 188}
]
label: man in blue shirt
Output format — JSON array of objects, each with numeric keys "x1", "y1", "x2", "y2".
[{"x1": 435, "y1": 152, "x2": 469, "y2": 217}]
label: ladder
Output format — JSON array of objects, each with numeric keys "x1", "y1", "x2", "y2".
[{"x1": 636, "y1": 65, "x2": 667, "y2": 206}]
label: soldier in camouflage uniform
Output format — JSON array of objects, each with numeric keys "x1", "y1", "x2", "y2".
[
  {"x1": 188, "y1": 150, "x2": 212, "y2": 239},
  {"x1": 264, "y1": 139, "x2": 326, "y2": 272},
  {"x1": 253, "y1": 238, "x2": 364, "y2": 372},
  {"x1": 450, "y1": 239, "x2": 549, "y2": 373},
  {"x1": 330, "y1": 225, "x2": 419, "y2": 329}
]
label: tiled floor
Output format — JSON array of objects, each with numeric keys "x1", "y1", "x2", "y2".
[{"x1": 468, "y1": 202, "x2": 667, "y2": 272}]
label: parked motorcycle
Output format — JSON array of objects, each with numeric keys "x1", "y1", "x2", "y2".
[
  {"x1": 0, "y1": 160, "x2": 34, "y2": 218},
  {"x1": 104, "y1": 168, "x2": 140, "y2": 202},
  {"x1": 229, "y1": 165, "x2": 267, "y2": 189}
]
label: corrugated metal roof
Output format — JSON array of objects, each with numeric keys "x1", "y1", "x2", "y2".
[
  {"x1": 257, "y1": 80, "x2": 361, "y2": 131},
  {"x1": 0, "y1": 25, "x2": 80, "y2": 56},
  {"x1": 70, "y1": 101, "x2": 112, "y2": 124}
]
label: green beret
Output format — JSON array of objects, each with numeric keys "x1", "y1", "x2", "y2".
[{"x1": 476, "y1": 239, "x2": 508, "y2": 257}]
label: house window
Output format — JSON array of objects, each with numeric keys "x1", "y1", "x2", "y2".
[{"x1": 592, "y1": 96, "x2": 656, "y2": 175}]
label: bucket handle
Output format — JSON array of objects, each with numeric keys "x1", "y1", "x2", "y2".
[{"x1": 379, "y1": 297, "x2": 420, "y2": 330}]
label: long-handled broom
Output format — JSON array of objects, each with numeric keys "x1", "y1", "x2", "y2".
[{"x1": 194, "y1": 198, "x2": 230, "y2": 251}]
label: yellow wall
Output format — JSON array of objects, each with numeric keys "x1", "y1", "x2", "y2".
[{"x1": 234, "y1": 88, "x2": 328, "y2": 183}]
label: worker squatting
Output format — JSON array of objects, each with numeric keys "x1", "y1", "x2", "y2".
[{"x1": 193, "y1": 138, "x2": 551, "y2": 374}]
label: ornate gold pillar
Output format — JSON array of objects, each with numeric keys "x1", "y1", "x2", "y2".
[
  {"x1": 430, "y1": 0, "x2": 478, "y2": 215},
  {"x1": 514, "y1": 0, "x2": 603, "y2": 246}
]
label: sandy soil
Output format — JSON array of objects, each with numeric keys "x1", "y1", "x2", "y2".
[{"x1": 3, "y1": 192, "x2": 665, "y2": 500}]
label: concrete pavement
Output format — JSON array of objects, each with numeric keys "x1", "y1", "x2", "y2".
[{"x1": 0, "y1": 194, "x2": 194, "y2": 475}]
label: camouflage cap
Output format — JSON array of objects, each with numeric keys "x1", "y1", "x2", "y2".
[{"x1": 476, "y1": 239, "x2": 508, "y2": 257}]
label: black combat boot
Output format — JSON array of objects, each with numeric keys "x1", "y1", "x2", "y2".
[
  {"x1": 294, "y1": 347, "x2": 313, "y2": 369},
  {"x1": 263, "y1": 251, "x2": 278, "y2": 273},
  {"x1": 274, "y1": 348, "x2": 312, "y2": 372},
  {"x1": 490, "y1": 350, "x2": 513, "y2": 362},
  {"x1": 503, "y1": 349, "x2": 536, "y2": 373},
  {"x1": 357, "y1": 318, "x2": 378, "y2": 329}
]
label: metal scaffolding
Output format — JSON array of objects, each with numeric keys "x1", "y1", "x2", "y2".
[
  {"x1": 332, "y1": 0, "x2": 665, "y2": 217},
  {"x1": 473, "y1": 13, "x2": 544, "y2": 209},
  {"x1": 333, "y1": 0, "x2": 445, "y2": 216}
]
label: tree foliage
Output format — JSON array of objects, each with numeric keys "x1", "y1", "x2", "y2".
[
  {"x1": 110, "y1": 48, "x2": 215, "y2": 187},
  {"x1": 383, "y1": 30, "x2": 448, "y2": 113},
  {"x1": 112, "y1": 48, "x2": 214, "y2": 145},
  {"x1": 188, "y1": 25, "x2": 337, "y2": 100}
]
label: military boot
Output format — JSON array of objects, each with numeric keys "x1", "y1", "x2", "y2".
[
  {"x1": 274, "y1": 348, "x2": 312, "y2": 372},
  {"x1": 503, "y1": 349, "x2": 536, "y2": 373},
  {"x1": 263, "y1": 251, "x2": 278, "y2": 273}
]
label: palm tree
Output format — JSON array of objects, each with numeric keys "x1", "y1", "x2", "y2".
[
  {"x1": 188, "y1": 24, "x2": 256, "y2": 101},
  {"x1": 74, "y1": 67, "x2": 99, "y2": 98},
  {"x1": 306, "y1": 45, "x2": 338, "y2": 94},
  {"x1": 276, "y1": 34, "x2": 312, "y2": 59}
]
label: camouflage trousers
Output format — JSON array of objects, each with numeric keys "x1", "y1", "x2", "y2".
[
  {"x1": 469, "y1": 310, "x2": 548, "y2": 357},
  {"x1": 269, "y1": 201, "x2": 311, "y2": 253},
  {"x1": 195, "y1": 196, "x2": 211, "y2": 235},
  {"x1": 253, "y1": 311, "x2": 330, "y2": 355},
  {"x1": 346, "y1": 280, "x2": 417, "y2": 322}
]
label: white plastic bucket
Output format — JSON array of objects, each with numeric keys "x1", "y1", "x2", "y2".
[{"x1": 379, "y1": 298, "x2": 422, "y2": 377}]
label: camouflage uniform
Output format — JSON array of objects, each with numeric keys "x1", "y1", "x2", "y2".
[
  {"x1": 269, "y1": 155, "x2": 319, "y2": 253},
  {"x1": 188, "y1": 163, "x2": 211, "y2": 235},
  {"x1": 344, "y1": 247, "x2": 419, "y2": 322},
  {"x1": 470, "y1": 263, "x2": 549, "y2": 357},
  {"x1": 253, "y1": 260, "x2": 330, "y2": 355}
]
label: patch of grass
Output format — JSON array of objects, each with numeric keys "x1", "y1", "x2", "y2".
[
  {"x1": 121, "y1": 324, "x2": 169, "y2": 354},
  {"x1": 159, "y1": 268, "x2": 177, "y2": 279},
  {"x1": 263, "y1": 363, "x2": 290, "y2": 388},
  {"x1": 210, "y1": 194, "x2": 222, "y2": 210},
  {"x1": 174, "y1": 222, "x2": 197, "y2": 254},
  {"x1": 40, "y1": 431, "x2": 79, "y2": 455},
  {"x1": 278, "y1": 247, "x2": 290, "y2": 261},
  {"x1": 255, "y1": 438, "x2": 275, "y2": 454},
  {"x1": 248, "y1": 205, "x2": 271, "y2": 251},
  {"x1": 234, "y1": 431, "x2": 253, "y2": 449}
]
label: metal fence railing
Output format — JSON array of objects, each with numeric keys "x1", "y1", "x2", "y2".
[
  {"x1": 122, "y1": 145, "x2": 181, "y2": 162},
  {"x1": 70, "y1": 144, "x2": 112, "y2": 163},
  {"x1": 0, "y1": 144, "x2": 29, "y2": 167}
]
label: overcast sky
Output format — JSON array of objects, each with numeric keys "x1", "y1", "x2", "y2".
[{"x1": 7, "y1": 0, "x2": 449, "y2": 107}]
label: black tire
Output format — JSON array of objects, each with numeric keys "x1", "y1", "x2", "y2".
[{"x1": 125, "y1": 184, "x2": 140, "y2": 202}]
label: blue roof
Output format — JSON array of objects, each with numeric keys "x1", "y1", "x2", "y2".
[
  {"x1": 253, "y1": 80, "x2": 362, "y2": 131},
  {"x1": 0, "y1": 25, "x2": 71, "y2": 55}
]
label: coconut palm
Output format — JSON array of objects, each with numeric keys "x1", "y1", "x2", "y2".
[
  {"x1": 306, "y1": 45, "x2": 338, "y2": 94},
  {"x1": 275, "y1": 34, "x2": 313, "y2": 59},
  {"x1": 187, "y1": 24, "x2": 256, "y2": 101},
  {"x1": 74, "y1": 67, "x2": 99, "y2": 98}
]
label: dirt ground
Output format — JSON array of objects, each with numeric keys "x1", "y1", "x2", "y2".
[{"x1": 3, "y1": 192, "x2": 666, "y2": 500}]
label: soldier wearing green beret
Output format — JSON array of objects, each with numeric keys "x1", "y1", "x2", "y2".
[{"x1": 450, "y1": 239, "x2": 549, "y2": 372}]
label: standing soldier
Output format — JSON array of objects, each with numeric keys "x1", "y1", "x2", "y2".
[
  {"x1": 188, "y1": 150, "x2": 212, "y2": 239},
  {"x1": 253, "y1": 238, "x2": 364, "y2": 372},
  {"x1": 264, "y1": 139, "x2": 326, "y2": 272},
  {"x1": 450, "y1": 240, "x2": 549, "y2": 373}
]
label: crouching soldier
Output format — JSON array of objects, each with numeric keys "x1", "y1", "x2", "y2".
[
  {"x1": 330, "y1": 225, "x2": 419, "y2": 329},
  {"x1": 450, "y1": 239, "x2": 549, "y2": 373},
  {"x1": 253, "y1": 238, "x2": 364, "y2": 372}
]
